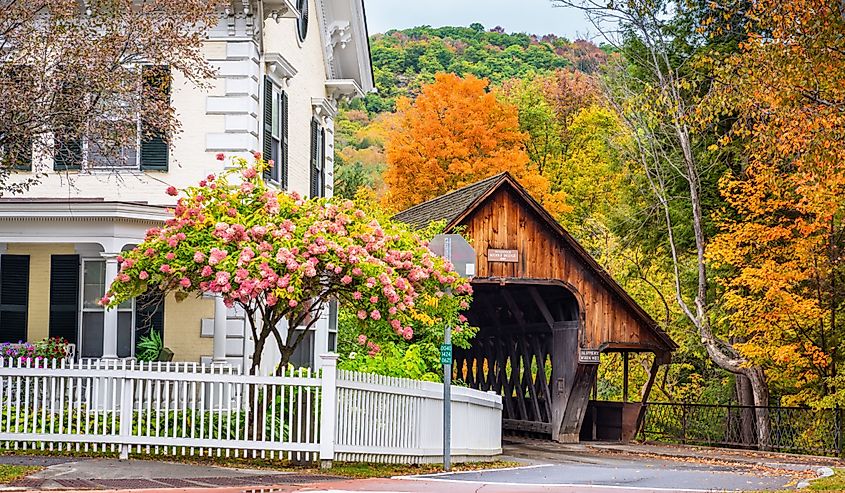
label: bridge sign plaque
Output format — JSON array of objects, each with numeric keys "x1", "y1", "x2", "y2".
[
  {"x1": 488, "y1": 248, "x2": 518, "y2": 263},
  {"x1": 579, "y1": 348, "x2": 601, "y2": 364}
]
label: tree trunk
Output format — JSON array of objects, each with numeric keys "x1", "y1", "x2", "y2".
[
  {"x1": 250, "y1": 330, "x2": 268, "y2": 376},
  {"x1": 746, "y1": 366, "x2": 771, "y2": 451},
  {"x1": 734, "y1": 374, "x2": 756, "y2": 446},
  {"x1": 276, "y1": 346, "x2": 294, "y2": 376}
]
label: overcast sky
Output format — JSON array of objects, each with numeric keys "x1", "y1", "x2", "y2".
[{"x1": 363, "y1": 0, "x2": 596, "y2": 40}]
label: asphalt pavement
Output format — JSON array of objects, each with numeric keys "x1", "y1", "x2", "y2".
[
  {"x1": 2, "y1": 438, "x2": 836, "y2": 492},
  {"x1": 400, "y1": 460, "x2": 793, "y2": 491}
]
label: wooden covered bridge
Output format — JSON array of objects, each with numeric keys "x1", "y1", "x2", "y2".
[{"x1": 395, "y1": 173, "x2": 677, "y2": 443}]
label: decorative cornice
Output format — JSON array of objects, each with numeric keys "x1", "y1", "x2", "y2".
[
  {"x1": 311, "y1": 97, "x2": 338, "y2": 120},
  {"x1": 262, "y1": 0, "x2": 299, "y2": 21},
  {"x1": 325, "y1": 79, "x2": 364, "y2": 102},
  {"x1": 327, "y1": 20, "x2": 352, "y2": 50},
  {"x1": 263, "y1": 52, "x2": 298, "y2": 87},
  {"x1": 315, "y1": 0, "x2": 374, "y2": 94}
]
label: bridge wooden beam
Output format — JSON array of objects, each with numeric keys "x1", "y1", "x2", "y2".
[{"x1": 529, "y1": 286, "x2": 556, "y2": 330}]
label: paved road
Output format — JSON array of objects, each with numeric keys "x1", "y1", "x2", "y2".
[
  {"x1": 28, "y1": 458, "x2": 795, "y2": 493},
  {"x1": 299, "y1": 441, "x2": 804, "y2": 492},
  {"x1": 401, "y1": 461, "x2": 792, "y2": 491},
  {"x1": 13, "y1": 439, "x2": 820, "y2": 493}
]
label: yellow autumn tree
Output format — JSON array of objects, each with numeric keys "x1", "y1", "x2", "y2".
[
  {"x1": 707, "y1": 0, "x2": 845, "y2": 406},
  {"x1": 383, "y1": 73, "x2": 566, "y2": 213}
]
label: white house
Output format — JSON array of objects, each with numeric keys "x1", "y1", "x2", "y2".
[{"x1": 0, "y1": 0, "x2": 373, "y2": 372}]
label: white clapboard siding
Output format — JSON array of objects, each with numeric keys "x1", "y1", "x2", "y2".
[{"x1": 334, "y1": 370, "x2": 503, "y2": 463}]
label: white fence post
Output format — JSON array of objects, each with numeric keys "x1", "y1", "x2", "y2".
[
  {"x1": 318, "y1": 353, "x2": 338, "y2": 469},
  {"x1": 118, "y1": 368, "x2": 134, "y2": 460}
]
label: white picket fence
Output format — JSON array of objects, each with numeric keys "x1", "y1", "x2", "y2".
[
  {"x1": 0, "y1": 355, "x2": 501, "y2": 464},
  {"x1": 335, "y1": 370, "x2": 503, "y2": 463}
]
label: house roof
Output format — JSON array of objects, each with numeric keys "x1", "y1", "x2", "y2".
[{"x1": 394, "y1": 172, "x2": 677, "y2": 351}]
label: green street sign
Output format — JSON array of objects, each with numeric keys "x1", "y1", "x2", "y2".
[{"x1": 440, "y1": 343, "x2": 453, "y2": 365}]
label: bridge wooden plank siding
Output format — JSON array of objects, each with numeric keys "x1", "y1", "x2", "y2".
[{"x1": 395, "y1": 173, "x2": 677, "y2": 443}]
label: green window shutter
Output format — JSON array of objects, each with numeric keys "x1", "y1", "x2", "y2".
[
  {"x1": 2, "y1": 66, "x2": 32, "y2": 171},
  {"x1": 5, "y1": 131, "x2": 32, "y2": 171},
  {"x1": 140, "y1": 66, "x2": 171, "y2": 171},
  {"x1": 263, "y1": 76, "x2": 273, "y2": 181},
  {"x1": 281, "y1": 91, "x2": 289, "y2": 189},
  {"x1": 49, "y1": 255, "x2": 79, "y2": 344},
  {"x1": 0, "y1": 255, "x2": 30, "y2": 343},
  {"x1": 309, "y1": 118, "x2": 319, "y2": 198},
  {"x1": 319, "y1": 127, "x2": 326, "y2": 198},
  {"x1": 54, "y1": 137, "x2": 82, "y2": 170}
]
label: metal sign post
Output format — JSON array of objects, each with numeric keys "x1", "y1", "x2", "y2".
[
  {"x1": 442, "y1": 236, "x2": 452, "y2": 472},
  {"x1": 429, "y1": 234, "x2": 475, "y2": 473}
]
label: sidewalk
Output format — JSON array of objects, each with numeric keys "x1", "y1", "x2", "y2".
[
  {"x1": 0, "y1": 457, "x2": 345, "y2": 490},
  {"x1": 587, "y1": 441, "x2": 845, "y2": 469},
  {"x1": 502, "y1": 436, "x2": 843, "y2": 468}
]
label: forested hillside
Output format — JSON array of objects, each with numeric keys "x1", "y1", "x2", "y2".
[
  {"x1": 334, "y1": 25, "x2": 608, "y2": 200},
  {"x1": 363, "y1": 24, "x2": 608, "y2": 113}
]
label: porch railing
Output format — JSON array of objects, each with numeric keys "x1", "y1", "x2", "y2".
[{"x1": 641, "y1": 402, "x2": 844, "y2": 457}]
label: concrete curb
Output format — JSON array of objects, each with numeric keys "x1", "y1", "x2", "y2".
[{"x1": 797, "y1": 467, "x2": 835, "y2": 489}]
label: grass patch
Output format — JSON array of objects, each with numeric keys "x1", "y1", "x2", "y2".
[
  {"x1": 807, "y1": 468, "x2": 845, "y2": 491},
  {"x1": 160, "y1": 455, "x2": 521, "y2": 479},
  {"x1": 0, "y1": 464, "x2": 40, "y2": 484},
  {"x1": 311, "y1": 461, "x2": 521, "y2": 479}
]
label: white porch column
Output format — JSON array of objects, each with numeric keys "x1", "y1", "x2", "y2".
[
  {"x1": 101, "y1": 253, "x2": 120, "y2": 359},
  {"x1": 213, "y1": 294, "x2": 228, "y2": 364}
]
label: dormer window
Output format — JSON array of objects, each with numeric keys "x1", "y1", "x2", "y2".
[{"x1": 295, "y1": 0, "x2": 309, "y2": 42}]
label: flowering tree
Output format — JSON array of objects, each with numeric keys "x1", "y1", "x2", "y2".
[{"x1": 105, "y1": 155, "x2": 474, "y2": 374}]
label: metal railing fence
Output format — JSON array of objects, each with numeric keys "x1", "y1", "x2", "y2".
[{"x1": 641, "y1": 402, "x2": 843, "y2": 456}]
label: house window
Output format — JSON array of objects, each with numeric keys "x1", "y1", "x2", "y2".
[
  {"x1": 262, "y1": 77, "x2": 289, "y2": 187},
  {"x1": 309, "y1": 118, "x2": 325, "y2": 198},
  {"x1": 328, "y1": 300, "x2": 338, "y2": 352},
  {"x1": 53, "y1": 65, "x2": 170, "y2": 172},
  {"x1": 289, "y1": 329, "x2": 315, "y2": 369},
  {"x1": 134, "y1": 291, "x2": 165, "y2": 356},
  {"x1": 79, "y1": 259, "x2": 134, "y2": 358},
  {"x1": 296, "y1": 0, "x2": 309, "y2": 42},
  {"x1": 0, "y1": 255, "x2": 30, "y2": 343}
]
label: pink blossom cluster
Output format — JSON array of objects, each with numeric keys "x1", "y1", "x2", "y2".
[{"x1": 103, "y1": 154, "x2": 474, "y2": 349}]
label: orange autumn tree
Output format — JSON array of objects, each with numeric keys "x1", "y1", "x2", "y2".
[
  {"x1": 708, "y1": 0, "x2": 845, "y2": 406},
  {"x1": 383, "y1": 73, "x2": 566, "y2": 213}
]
